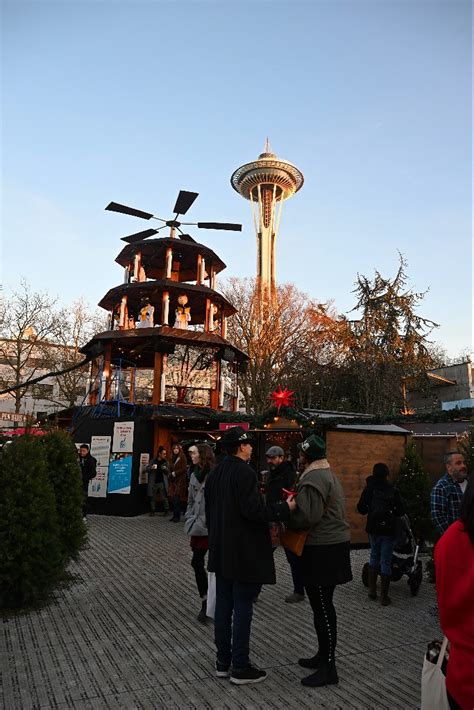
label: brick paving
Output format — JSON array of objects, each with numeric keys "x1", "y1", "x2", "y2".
[{"x1": 1, "y1": 515, "x2": 440, "y2": 709}]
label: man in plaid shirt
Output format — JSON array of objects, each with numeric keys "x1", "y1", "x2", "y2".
[{"x1": 430, "y1": 452, "x2": 468, "y2": 536}]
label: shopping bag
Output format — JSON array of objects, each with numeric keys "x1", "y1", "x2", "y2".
[
  {"x1": 421, "y1": 636, "x2": 449, "y2": 710},
  {"x1": 280, "y1": 527, "x2": 310, "y2": 556},
  {"x1": 206, "y1": 572, "x2": 216, "y2": 619}
]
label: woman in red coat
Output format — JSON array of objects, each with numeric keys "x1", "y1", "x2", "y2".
[
  {"x1": 434, "y1": 475, "x2": 474, "y2": 710},
  {"x1": 168, "y1": 443, "x2": 188, "y2": 522}
]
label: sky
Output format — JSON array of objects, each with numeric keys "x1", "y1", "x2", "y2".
[{"x1": 2, "y1": 0, "x2": 472, "y2": 359}]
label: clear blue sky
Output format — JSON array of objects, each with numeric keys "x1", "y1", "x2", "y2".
[{"x1": 2, "y1": 0, "x2": 472, "y2": 358}]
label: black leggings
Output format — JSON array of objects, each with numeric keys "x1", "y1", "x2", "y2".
[
  {"x1": 305, "y1": 585, "x2": 337, "y2": 664},
  {"x1": 191, "y1": 548, "x2": 208, "y2": 598}
]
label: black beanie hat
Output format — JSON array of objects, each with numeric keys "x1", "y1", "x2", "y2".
[{"x1": 372, "y1": 462, "x2": 389, "y2": 479}]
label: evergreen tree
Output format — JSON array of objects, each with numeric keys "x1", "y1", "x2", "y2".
[
  {"x1": 459, "y1": 423, "x2": 474, "y2": 475},
  {"x1": 0, "y1": 436, "x2": 64, "y2": 609},
  {"x1": 42, "y1": 430, "x2": 87, "y2": 563},
  {"x1": 347, "y1": 254, "x2": 439, "y2": 415},
  {"x1": 396, "y1": 441, "x2": 433, "y2": 542}
]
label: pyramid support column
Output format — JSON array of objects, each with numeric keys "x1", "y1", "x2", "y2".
[
  {"x1": 103, "y1": 343, "x2": 112, "y2": 400},
  {"x1": 129, "y1": 367, "x2": 136, "y2": 403},
  {"x1": 210, "y1": 357, "x2": 220, "y2": 409},
  {"x1": 152, "y1": 352, "x2": 164, "y2": 405},
  {"x1": 162, "y1": 291, "x2": 170, "y2": 325},
  {"x1": 88, "y1": 358, "x2": 100, "y2": 405}
]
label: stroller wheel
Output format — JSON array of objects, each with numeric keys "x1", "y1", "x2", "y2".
[
  {"x1": 408, "y1": 561, "x2": 423, "y2": 596},
  {"x1": 362, "y1": 562, "x2": 370, "y2": 587}
]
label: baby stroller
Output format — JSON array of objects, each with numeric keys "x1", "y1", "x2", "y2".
[{"x1": 362, "y1": 514, "x2": 422, "y2": 596}]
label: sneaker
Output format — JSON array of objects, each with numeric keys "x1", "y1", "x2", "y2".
[
  {"x1": 215, "y1": 661, "x2": 230, "y2": 678},
  {"x1": 285, "y1": 593, "x2": 305, "y2": 603},
  {"x1": 230, "y1": 665, "x2": 267, "y2": 685}
]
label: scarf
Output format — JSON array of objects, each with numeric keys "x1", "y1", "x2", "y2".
[{"x1": 193, "y1": 464, "x2": 206, "y2": 483}]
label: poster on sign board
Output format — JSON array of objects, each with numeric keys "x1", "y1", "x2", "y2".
[
  {"x1": 108, "y1": 453, "x2": 133, "y2": 494},
  {"x1": 112, "y1": 422, "x2": 134, "y2": 453},
  {"x1": 89, "y1": 435, "x2": 111, "y2": 498},
  {"x1": 139, "y1": 453, "x2": 150, "y2": 484}
]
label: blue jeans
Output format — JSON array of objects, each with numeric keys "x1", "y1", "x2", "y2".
[
  {"x1": 214, "y1": 575, "x2": 260, "y2": 671},
  {"x1": 369, "y1": 534, "x2": 395, "y2": 576}
]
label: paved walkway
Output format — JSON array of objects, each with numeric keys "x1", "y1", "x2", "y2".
[{"x1": 1, "y1": 515, "x2": 440, "y2": 709}]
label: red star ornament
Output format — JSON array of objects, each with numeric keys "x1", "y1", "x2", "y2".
[{"x1": 269, "y1": 386, "x2": 295, "y2": 414}]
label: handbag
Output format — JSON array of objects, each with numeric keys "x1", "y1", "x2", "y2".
[
  {"x1": 206, "y1": 572, "x2": 216, "y2": 619},
  {"x1": 421, "y1": 636, "x2": 450, "y2": 710},
  {"x1": 281, "y1": 489, "x2": 335, "y2": 556},
  {"x1": 280, "y1": 526, "x2": 310, "y2": 556}
]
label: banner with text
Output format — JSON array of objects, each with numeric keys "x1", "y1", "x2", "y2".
[
  {"x1": 89, "y1": 435, "x2": 112, "y2": 498},
  {"x1": 108, "y1": 454, "x2": 133, "y2": 494},
  {"x1": 218, "y1": 422, "x2": 250, "y2": 431},
  {"x1": 112, "y1": 422, "x2": 134, "y2": 453}
]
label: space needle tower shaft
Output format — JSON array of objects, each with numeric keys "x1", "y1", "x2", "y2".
[{"x1": 231, "y1": 141, "x2": 304, "y2": 306}]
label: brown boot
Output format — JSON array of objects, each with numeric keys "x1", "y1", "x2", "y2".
[
  {"x1": 368, "y1": 566, "x2": 378, "y2": 600},
  {"x1": 380, "y1": 575, "x2": 392, "y2": 606}
]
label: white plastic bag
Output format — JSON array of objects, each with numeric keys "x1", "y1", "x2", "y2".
[
  {"x1": 421, "y1": 636, "x2": 449, "y2": 710},
  {"x1": 206, "y1": 572, "x2": 216, "y2": 619}
]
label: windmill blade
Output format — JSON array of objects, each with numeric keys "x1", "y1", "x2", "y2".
[
  {"x1": 178, "y1": 233, "x2": 197, "y2": 243},
  {"x1": 173, "y1": 190, "x2": 198, "y2": 215},
  {"x1": 121, "y1": 228, "x2": 159, "y2": 244},
  {"x1": 197, "y1": 222, "x2": 242, "y2": 231},
  {"x1": 106, "y1": 201, "x2": 154, "y2": 220}
]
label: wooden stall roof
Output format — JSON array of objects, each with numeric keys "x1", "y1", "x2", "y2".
[
  {"x1": 334, "y1": 424, "x2": 410, "y2": 435},
  {"x1": 404, "y1": 421, "x2": 470, "y2": 436},
  {"x1": 44, "y1": 403, "x2": 244, "y2": 426},
  {"x1": 303, "y1": 408, "x2": 374, "y2": 420}
]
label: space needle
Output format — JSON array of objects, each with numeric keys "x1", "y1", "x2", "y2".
[{"x1": 231, "y1": 142, "x2": 304, "y2": 306}]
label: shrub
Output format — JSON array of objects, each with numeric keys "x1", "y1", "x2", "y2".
[
  {"x1": 0, "y1": 436, "x2": 64, "y2": 609},
  {"x1": 396, "y1": 441, "x2": 434, "y2": 543},
  {"x1": 42, "y1": 430, "x2": 87, "y2": 563}
]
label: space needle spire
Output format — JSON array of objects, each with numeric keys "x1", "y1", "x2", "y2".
[{"x1": 231, "y1": 143, "x2": 304, "y2": 307}]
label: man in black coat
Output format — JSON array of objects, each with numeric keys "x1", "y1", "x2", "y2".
[
  {"x1": 205, "y1": 427, "x2": 296, "y2": 685},
  {"x1": 78, "y1": 443, "x2": 97, "y2": 519}
]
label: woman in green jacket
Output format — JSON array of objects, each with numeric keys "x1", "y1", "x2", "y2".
[{"x1": 288, "y1": 434, "x2": 352, "y2": 689}]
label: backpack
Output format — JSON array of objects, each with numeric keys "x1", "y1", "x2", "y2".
[{"x1": 370, "y1": 487, "x2": 396, "y2": 530}]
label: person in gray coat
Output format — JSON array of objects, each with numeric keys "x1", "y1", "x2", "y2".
[{"x1": 184, "y1": 443, "x2": 215, "y2": 623}]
